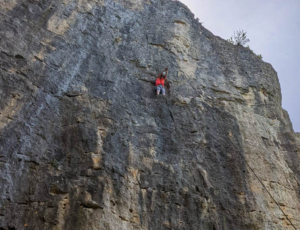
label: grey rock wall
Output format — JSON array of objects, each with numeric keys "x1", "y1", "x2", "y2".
[{"x1": 0, "y1": 0, "x2": 299, "y2": 229}]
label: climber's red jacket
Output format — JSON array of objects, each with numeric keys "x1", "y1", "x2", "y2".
[{"x1": 155, "y1": 77, "x2": 165, "y2": 87}]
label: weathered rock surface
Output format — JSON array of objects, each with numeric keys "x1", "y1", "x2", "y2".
[{"x1": 0, "y1": 0, "x2": 300, "y2": 229}]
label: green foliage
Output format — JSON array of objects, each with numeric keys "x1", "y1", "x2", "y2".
[
  {"x1": 246, "y1": 45, "x2": 253, "y2": 52},
  {"x1": 227, "y1": 37, "x2": 234, "y2": 44},
  {"x1": 228, "y1": 31, "x2": 263, "y2": 60},
  {"x1": 227, "y1": 29, "x2": 250, "y2": 46},
  {"x1": 257, "y1": 54, "x2": 263, "y2": 59},
  {"x1": 196, "y1": 18, "x2": 203, "y2": 25}
]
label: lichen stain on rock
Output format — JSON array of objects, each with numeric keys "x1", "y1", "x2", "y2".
[
  {"x1": 167, "y1": 20, "x2": 198, "y2": 79},
  {"x1": 1, "y1": 0, "x2": 18, "y2": 11},
  {"x1": 91, "y1": 152, "x2": 102, "y2": 169},
  {"x1": 47, "y1": 10, "x2": 77, "y2": 35},
  {"x1": 113, "y1": 0, "x2": 151, "y2": 11},
  {"x1": 0, "y1": 93, "x2": 23, "y2": 130}
]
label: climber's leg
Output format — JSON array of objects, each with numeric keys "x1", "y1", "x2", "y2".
[
  {"x1": 155, "y1": 85, "x2": 161, "y2": 95},
  {"x1": 162, "y1": 87, "x2": 166, "y2": 96}
]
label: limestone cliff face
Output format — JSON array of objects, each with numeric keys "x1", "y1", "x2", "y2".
[{"x1": 0, "y1": 0, "x2": 300, "y2": 229}]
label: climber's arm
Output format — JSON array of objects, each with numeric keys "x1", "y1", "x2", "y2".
[
  {"x1": 165, "y1": 68, "x2": 168, "y2": 79},
  {"x1": 158, "y1": 68, "x2": 168, "y2": 79}
]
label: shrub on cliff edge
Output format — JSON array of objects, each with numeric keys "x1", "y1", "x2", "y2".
[{"x1": 227, "y1": 29, "x2": 250, "y2": 46}]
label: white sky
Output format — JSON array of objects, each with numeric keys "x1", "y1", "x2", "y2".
[{"x1": 180, "y1": 0, "x2": 300, "y2": 132}]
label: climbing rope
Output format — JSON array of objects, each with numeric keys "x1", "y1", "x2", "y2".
[
  {"x1": 212, "y1": 115, "x2": 297, "y2": 230},
  {"x1": 153, "y1": 69, "x2": 296, "y2": 228}
]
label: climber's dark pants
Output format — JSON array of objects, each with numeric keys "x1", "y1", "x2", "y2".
[{"x1": 155, "y1": 85, "x2": 165, "y2": 95}]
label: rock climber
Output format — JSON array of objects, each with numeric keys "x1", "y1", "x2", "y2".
[{"x1": 155, "y1": 68, "x2": 168, "y2": 96}]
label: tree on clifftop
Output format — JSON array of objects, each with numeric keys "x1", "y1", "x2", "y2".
[{"x1": 227, "y1": 29, "x2": 250, "y2": 46}]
